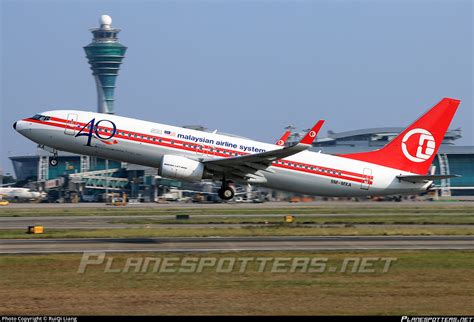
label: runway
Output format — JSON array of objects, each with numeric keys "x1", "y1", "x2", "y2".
[{"x1": 1, "y1": 236, "x2": 473, "y2": 254}]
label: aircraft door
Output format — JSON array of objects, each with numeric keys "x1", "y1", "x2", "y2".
[
  {"x1": 360, "y1": 168, "x2": 372, "y2": 190},
  {"x1": 64, "y1": 113, "x2": 78, "y2": 135}
]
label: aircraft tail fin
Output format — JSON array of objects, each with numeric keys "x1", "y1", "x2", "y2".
[{"x1": 340, "y1": 98, "x2": 460, "y2": 174}]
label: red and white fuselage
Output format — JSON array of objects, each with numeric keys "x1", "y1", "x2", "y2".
[{"x1": 14, "y1": 98, "x2": 460, "y2": 197}]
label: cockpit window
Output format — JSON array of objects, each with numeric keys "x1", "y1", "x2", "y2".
[{"x1": 31, "y1": 114, "x2": 51, "y2": 121}]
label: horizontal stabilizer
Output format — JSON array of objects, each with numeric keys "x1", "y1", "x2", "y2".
[{"x1": 397, "y1": 174, "x2": 460, "y2": 183}]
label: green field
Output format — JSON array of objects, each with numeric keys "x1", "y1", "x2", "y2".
[
  {"x1": 1, "y1": 204, "x2": 473, "y2": 217},
  {"x1": 1, "y1": 204, "x2": 472, "y2": 239},
  {"x1": 1, "y1": 225, "x2": 473, "y2": 239},
  {"x1": 111, "y1": 214, "x2": 474, "y2": 225},
  {"x1": 1, "y1": 250, "x2": 473, "y2": 315}
]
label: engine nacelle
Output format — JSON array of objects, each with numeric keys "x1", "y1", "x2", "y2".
[{"x1": 159, "y1": 155, "x2": 208, "y2": 181}]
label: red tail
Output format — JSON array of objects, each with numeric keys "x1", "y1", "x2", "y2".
[{"x1": 340, "y1": 98, "x2": 460, "y2": 174}]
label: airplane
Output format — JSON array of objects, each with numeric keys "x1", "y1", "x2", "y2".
[
  {"x1": 13, "y1": 97, "x2": 460, "y2": 200},
  {"x1": 0, "y1": 187, "x2": 42, "y2": 201}
]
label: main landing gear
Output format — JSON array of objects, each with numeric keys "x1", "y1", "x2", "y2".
[{"x1": 218, "y1": 177, "x2": 235, "y2": 201}]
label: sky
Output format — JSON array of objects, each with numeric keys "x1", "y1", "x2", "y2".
[{"x1": 1, "y1": 0, "x2": 473, "y2": 176}]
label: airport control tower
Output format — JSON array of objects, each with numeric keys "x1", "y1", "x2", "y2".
[{"x1": 84, "y1": 15, "x2": 127, "y2": 114}]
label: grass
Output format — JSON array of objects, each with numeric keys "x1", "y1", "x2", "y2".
[
  {"x1": 1, "y1": 204, "x2": 473, "y2": 217},
  {"x1": 1, "y1": 226, "x2": 473, "y2": 239},
  {"x1": 111, "y1": 214, "x2": 474, "y2": 225},
  {"x1": 1, "y1": 250, "x2": 473, "y2": 315},
  {"x1": 1, "y1": 204, "x2": 472, "y2": 238}
]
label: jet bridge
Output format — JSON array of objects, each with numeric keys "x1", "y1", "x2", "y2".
[{"x1": 69, "y1": 169, "x2": 128, "y2": 190}]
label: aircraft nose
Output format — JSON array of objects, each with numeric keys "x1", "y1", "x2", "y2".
[{"x1": 14, "y1": 120, "x2": 27, "y2": 132}]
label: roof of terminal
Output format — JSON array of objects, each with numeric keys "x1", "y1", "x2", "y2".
[{"x1": 316, "y1": 127, "x2": 462, "y2": 141}]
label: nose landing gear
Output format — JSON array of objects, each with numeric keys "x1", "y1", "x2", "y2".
[
  {"x1": 38, "y1": 145, "x2": 59, "y2": 167},
  {"x1": 49, "y1": 157, "x2": 59, "y2": 167},
  {"x1": 49, "y1": 151, "x2": 59, "y2": 167}
]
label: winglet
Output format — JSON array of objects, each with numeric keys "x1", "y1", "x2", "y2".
[
  {"x1": 299, "y1": 120, "x2": 325, "y2": 145},
  {"x1": 275, "y1": 131, "x2": 291, "y2": 146}
]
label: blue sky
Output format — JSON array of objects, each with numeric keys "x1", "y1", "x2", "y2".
[{"x1": 1, "y1": 0, "x2": 472, "y2": 176}]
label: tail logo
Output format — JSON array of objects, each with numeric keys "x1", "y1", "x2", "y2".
[{"x1": 401, "y1": 128, "x2": 436, "y2": 163}]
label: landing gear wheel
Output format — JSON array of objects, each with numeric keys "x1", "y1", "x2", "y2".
[
  {"x1": 218, "y1": 177, "x2": 235, "y2": 201},
  {"x1": 49, "y1": 158, "x2": 58, "y2": 167},
  {"x1": 218, "y1": 187, "x2": 235, "y2": 201}
]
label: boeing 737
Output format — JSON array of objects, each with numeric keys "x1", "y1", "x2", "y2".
[{"x1": 13, "y1": 98, "x2": 460, "y2": 200}]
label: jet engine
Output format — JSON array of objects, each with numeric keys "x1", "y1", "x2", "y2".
[{"x1": 158, "y1": 155, "x2": 211, "y2": 181}]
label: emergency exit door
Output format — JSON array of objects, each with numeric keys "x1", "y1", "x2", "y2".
[{"x1": 64, "y1": 113, "x2": 78, "y2": 135}]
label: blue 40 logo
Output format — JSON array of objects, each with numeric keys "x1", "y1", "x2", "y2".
[{"x1": 75, "y1": 118, "x2": 117, "y2": 146}]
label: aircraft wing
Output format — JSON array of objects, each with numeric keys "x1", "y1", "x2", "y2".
[
  {"x1": 397, "y1": 174, "x2": 460, "y2": 183},
  {"x1": 204, "y1": 120, "x2": 324, "y2": 181}
]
